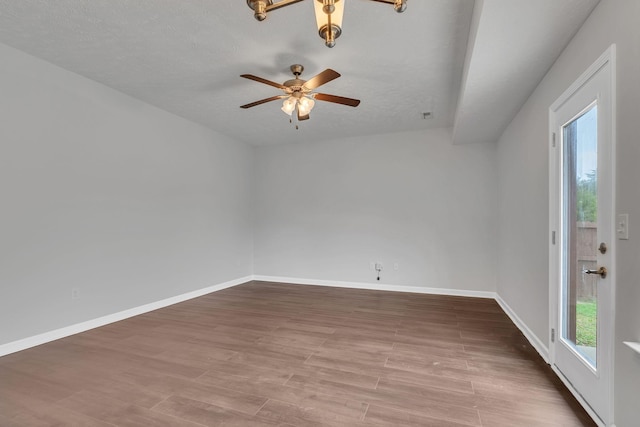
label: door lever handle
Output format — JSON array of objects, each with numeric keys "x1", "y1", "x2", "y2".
[{"x1": 583, "y1": 266, "x2": 607, "y2": 279}]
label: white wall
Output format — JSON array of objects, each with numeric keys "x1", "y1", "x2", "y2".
[
  {"x1": 254, "y1": 128, "x2": 498, "y2": 293},
  {"x1": 496, "y1": 1, "x2": 640, "y2": 424},
  {"x1": 0, "y1": 42, "x2": 254, "y2": 346}
]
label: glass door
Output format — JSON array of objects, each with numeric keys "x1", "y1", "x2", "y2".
[
  {"x1": 549, "y1": 46, "x2": 615, "y2": 425},
  {"x1": 562, "y1": 104, "x2": 599, "y2": 368}
]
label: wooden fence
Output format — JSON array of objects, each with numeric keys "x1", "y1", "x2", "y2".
[{"x1": 576, "y1": 222, "x2": 597, "y2": 300}]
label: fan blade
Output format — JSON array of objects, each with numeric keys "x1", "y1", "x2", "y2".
[
  {"x1": 240, "y1": 95, "x2": 286, "y2": 109},
  {"x1": 314, "y1": 93, "x2": 361, "y2": 107},
  {"x1": 297, "y1": 110, "x2": 310, "y2": 121},
  {"x1": 240, "y1": 74, "x2": 287, "y2": 90},
  {"x1": 303, "y1": 69, "x2": 341, "y2": 91}
]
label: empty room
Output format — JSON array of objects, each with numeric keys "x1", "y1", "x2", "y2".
[{"x1": 1, "y1": 1, "x2": 639, "y2": 426}]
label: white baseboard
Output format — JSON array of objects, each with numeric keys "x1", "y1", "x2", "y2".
[
  {"x1": 494, "y1": 295, "x2": 609, "y2": 427},
  {"x1": 254, "y1": 277, "x2": 552, "y2": 362},
  {"x1": 252, "y1": 275, "x2": 497, "y2": 299},
  {"x1": 0, "y1": 275, "x2": 548, "y2": 368},
  {"x1": 0, "y1": 275, "x2": 252, "y2": 357},
  {"x1": 551, "y1": 365, "x2": 606, "y2": 427},
  {"x1": 1, "y1": 275, "x2": 609, "y2": 425},
  {"x1": 495, "y1": 294, "x2": 550, "y2": 363}
]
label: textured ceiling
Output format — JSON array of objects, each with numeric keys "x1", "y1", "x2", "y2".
[{"x1": 0, "y1": 0, "x2": 599, "y2": 146}]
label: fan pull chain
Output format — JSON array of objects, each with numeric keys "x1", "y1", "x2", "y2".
[{"x1": 292, "y1": 105, "x2": 299, "y2": 130}]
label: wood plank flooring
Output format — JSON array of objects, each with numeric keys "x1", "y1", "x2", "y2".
[{"x1": 0, "y1": 281, "x2": 596, "y2": 426}]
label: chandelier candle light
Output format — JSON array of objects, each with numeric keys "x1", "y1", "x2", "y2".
[{"x1": 246, "y1": 0, "x2": 407, "y2": 48}]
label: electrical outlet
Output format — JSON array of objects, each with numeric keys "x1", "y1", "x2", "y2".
[
  {"x1": 71, "y1": 288, "x2": 80, "y2": 300},
  {"x1": 370, "y1": 262, "x2": 375, "y2": 270},
  {"x1": 375, "y1": 263, "x2": 383, "y2": 271}
]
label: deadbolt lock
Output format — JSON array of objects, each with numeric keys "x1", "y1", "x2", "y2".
[{"x1": 599, "y1": 242, "x2": 607, "y2": 254}]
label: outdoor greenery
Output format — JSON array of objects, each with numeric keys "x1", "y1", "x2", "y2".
[
  {"x1": 576, "y1": 300, "x2": 597, "y2": 347},
  {"x1": 575, "y1": 170, "x2": 597, "y2": 348},
  {"x1": 576, "y1": 171, "x2": 597, "y2": 222}
]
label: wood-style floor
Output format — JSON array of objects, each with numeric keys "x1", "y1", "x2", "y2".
[{"x1": 0, "y1": 281, "x2": 595, "y2": 426}]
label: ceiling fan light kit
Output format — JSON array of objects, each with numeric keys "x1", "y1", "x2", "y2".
[{"x1": 246, "y1": 0, "x2": 407, "y2": 48}]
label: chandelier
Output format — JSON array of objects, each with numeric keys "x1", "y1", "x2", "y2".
[{"x1": 246, "y1": 0, "x2": 407, "y2": 48}]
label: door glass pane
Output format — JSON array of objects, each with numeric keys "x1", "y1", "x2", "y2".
[{"x1": 562, "y1": 104, "x2": 598, "y2": 368}]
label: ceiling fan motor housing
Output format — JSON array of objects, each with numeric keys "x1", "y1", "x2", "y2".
[{"x1": 284, "y1": 65, "x2": 307, "y2": 95}]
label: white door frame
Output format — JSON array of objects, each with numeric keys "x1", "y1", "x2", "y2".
[{"x1": 548, "y1": 45, "x2": 616, "y2": 427}]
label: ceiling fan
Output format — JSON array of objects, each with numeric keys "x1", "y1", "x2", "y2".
[{"x1": 240, "y1": 64, "x2": 360, "y2": 126}]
